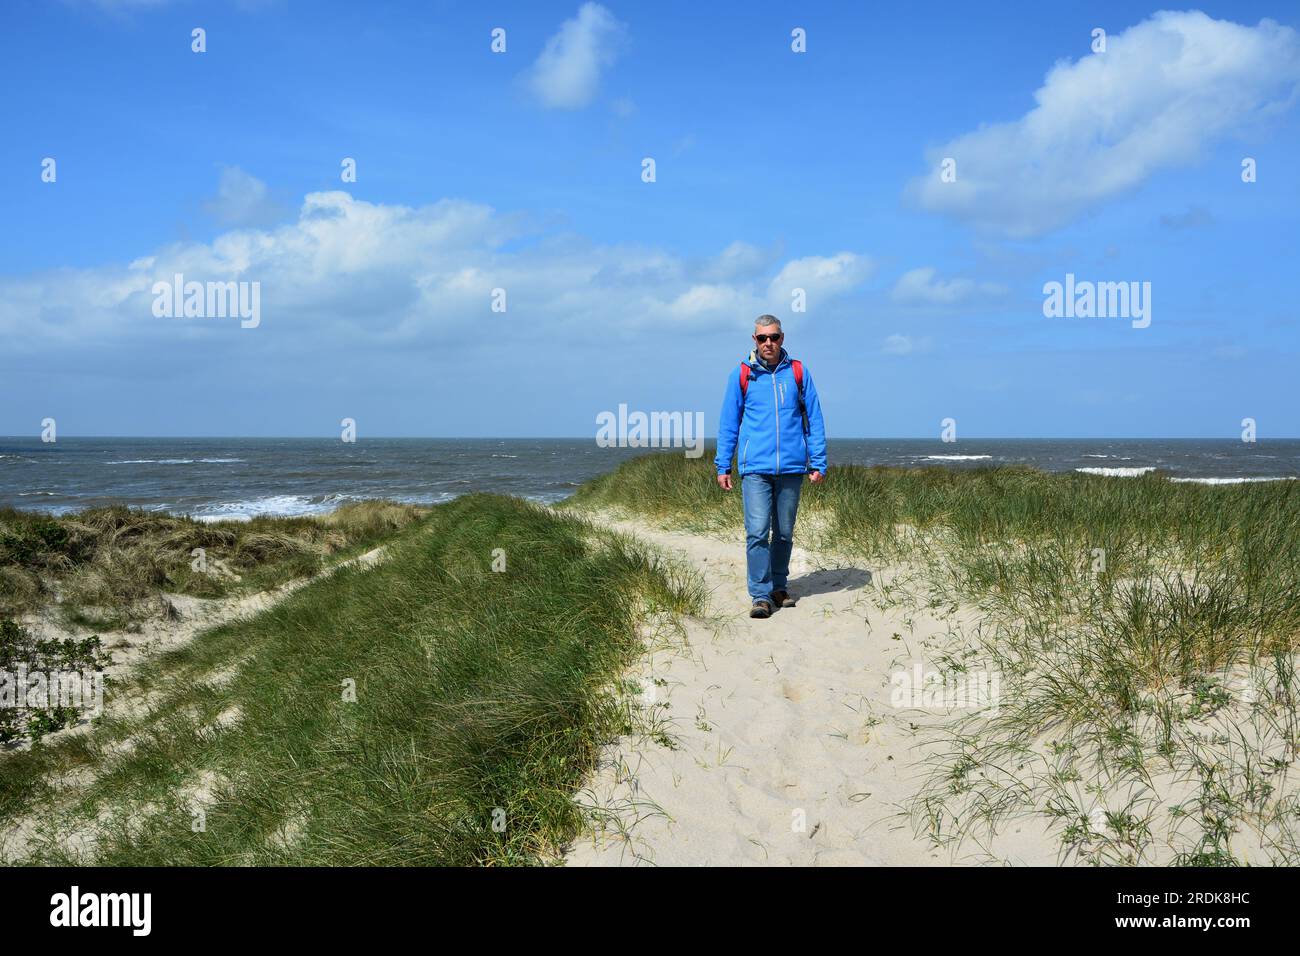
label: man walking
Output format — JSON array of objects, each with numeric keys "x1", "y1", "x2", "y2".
[{"x1": 715, "y1": 315, "x2": 828, "y2": 618}]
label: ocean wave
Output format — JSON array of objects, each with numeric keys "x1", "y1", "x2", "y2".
[
  {"x1": 1081, "y1": 454, "x2": 1134, "y2": 460},
  {"x1": 188, "y1": 494, "x2": 328, "y2": 523},
  {"x1": 107, "y1": 458, "x2": 245, "y2": 465},
  {"x1": 1169, "y1": 476, "x2": 1297, "y2": 485},
  {"x1": 185, "y1": 490, "x2": 460, "y2": 522},
  {"x1": 385, "y1": 493, "x2": 457, "y2": 506},
  {"x1": 922, "y1": 455, "x2": 993, "y2": 461},
  {"x1": 1076, "y1": 466, "x2": 1157, "y2": 477},
  {"x1": 525, "y1": 491, "x2": 575, "y2": 504}
]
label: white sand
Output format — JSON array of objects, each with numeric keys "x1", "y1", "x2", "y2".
[{"x1": 566, "y1": 512, "x2": 1063, "y2": 866}]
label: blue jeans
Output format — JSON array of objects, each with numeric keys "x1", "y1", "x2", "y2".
[{"x1": 741, "y1": 473, "x2": 804, "y2": 603}]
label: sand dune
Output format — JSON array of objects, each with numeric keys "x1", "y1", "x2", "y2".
[
  {"x1": 7, "y1": 544, "x2": 388, "y2": 755},
  {"x1": 566, "y1": 512, "x2": 1062, "y2": 866}
]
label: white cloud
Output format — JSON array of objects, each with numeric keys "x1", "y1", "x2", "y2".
[
  {"x1": 906, "y1": 11, "x2": 1300, "y2": 238},
  {"x1": 700, "y1": 241, "x2": 775, "y2": 282},
  {"x1": 202, "y1": 166, "x2": 285, "y2": 227},
  {"x1": 526, "y1": 3, "x2": 626, "y2": 110},
  {"x1": 891, "y1": 266, "x2": 1006, "y2": 306},
  {"x1": 665, "y1": 284, "x2": 755, "y2": 323},
  {"x1": 767, "y1": 252, "x2": 875, "y2": 302},
  {"x1": 0, "y1": 191, "x2": 871, "y2": 352},
  {"x1": 882, "y1": 334, "x2": 933, "y2": 355}
]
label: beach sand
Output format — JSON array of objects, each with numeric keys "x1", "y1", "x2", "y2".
[
  {"x1": 9, "y1": 501, "x2": 1290, "y2": 865},
  {"x1": 565, "y1": 511, "x2": 1064, "y2": 866}
]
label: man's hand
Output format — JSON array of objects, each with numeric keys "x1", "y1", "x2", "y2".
[
  {"x1": 717, "y1": 473, "x2": 733, "y2": 491},
  {"x1": 808, "y1": 471, "x2": 824, "y2": 484}
]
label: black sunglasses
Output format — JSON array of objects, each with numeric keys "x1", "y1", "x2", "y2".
[{"x1": 754, "y1": 333, "x2": 783, "y2": 344}]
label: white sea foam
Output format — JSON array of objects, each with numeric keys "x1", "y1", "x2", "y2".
[
  {"x1": 1075, "y1": 466, "x2": 1157, "y2": 477},
  {"x1": 922, "y1": 455, "x2": 993, "y2": 461},
  {"x1": 186, "y1": 490, "x2": 457, "y2": 523},
  {"x1": 392, "y1": 493, "x2": 456, "y2": 505},
  {"x1": 188, "y1": 495, "x2": 325, "y2": 523},
  {"x1": 108, "y1": 458, "x2": 244, "y2": 465},
  {"x1": 1169, "y1": 476, "x2": 1297, "y2": 485}
]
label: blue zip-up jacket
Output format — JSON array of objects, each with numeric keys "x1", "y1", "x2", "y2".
[{"x1": 715, "y1": 348, "x2": 828, "y2": 476}]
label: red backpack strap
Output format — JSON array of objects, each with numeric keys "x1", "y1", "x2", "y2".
[
  {"x1": 791, "y1": 360, "x2": 809, "y2": 436},
  {"x1": 739, "y1": 362, "x2": 751, "y2": 395}
]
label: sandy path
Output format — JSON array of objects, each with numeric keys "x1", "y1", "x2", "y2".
[{"x1": 566, "y1": 512, "x2": 1059, "y2": 867}]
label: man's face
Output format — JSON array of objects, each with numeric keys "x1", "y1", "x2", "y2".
[{"x1": 753, "y1": 324, "x2": 783, "y2": 364}]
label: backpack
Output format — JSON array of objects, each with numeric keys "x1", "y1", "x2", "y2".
[{"x1": 740, "y1": 359, "x2": 808, "y2": 435}]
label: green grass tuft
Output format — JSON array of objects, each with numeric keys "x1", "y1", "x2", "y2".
[{"x1": 1, "y1": 493, "x2": 704, "y2": 866}]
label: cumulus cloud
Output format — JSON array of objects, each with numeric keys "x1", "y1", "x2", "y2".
[
  {"x1": 699, "y1": 241, "x2": 773, "y2": 282},
  {"x1": 526, "y1": 3, "x2": 627, "y2": 109},
  {"x1": 891, "y1": 266, "x2": 1006, "y2": 306},
  {"x1": 202, "y1": 166, "x2": 286, "y2": 227},
  {"x1": 905, "y1": 11, "x2": 1300, "y2": 238},
  {"x1": 767, "y1": 252, "x2": 875, "y2": 303},
  {"x1": 882, "y1": 334, "x2": 933, "y2": 355},
  {"x1": 0, "y1": 191, "x2": 871, "y2": 354}
]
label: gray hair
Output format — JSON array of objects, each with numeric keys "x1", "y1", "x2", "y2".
[{"x1": 754, "y1": 314, "x2": 782, "y2": 332}]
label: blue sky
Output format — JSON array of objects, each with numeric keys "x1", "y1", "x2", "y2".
[{"x1": 2, "y1": 0, "x2": 1298, "y2": 438}]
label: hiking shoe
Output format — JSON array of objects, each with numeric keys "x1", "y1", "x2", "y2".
[
  {"x1": 771, "y1": 590, "x2": 796, "y2": 608},
  {"x1": 749, "y1": 599, "x2": 772, "y2": 619}
]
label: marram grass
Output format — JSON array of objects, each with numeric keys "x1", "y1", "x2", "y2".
[
  {"x1": 567, "y1": 451, "x2": 1300, "y2": 864},
  {"x1": 0, "y1": 500, "x2": 429, "y2": 627},
  {"x1": 7, "y1": 453, "x2": 1298, "y2": 865},
  {"x1": 0, "y1": 494, "x2": 704, "y2": 866}
]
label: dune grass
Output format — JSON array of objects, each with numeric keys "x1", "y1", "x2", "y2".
[
  {"x1": 0, "y1": 494, "x2": 703, "y2": 865},
  {"x1": 567, "y1": 451, "x2": 1300, "y2": 864},
  {"x1": 0, "y1": 500, "x2": 428, "y2": 629},
  {"x1": 8, "y1": 453, "x2": 1297, "y2": 865}
]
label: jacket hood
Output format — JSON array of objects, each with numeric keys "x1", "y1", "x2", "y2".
[{"x1": 745, "y1": 346, "x2": 790, "y2": 372}]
